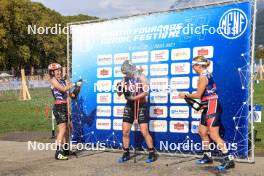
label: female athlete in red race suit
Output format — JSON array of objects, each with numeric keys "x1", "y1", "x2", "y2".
[{"x1": 179, "y1": 56, "x2": 235, "y2": 171}]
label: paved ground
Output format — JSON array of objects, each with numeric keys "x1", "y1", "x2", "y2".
[
  {"x1": 0, "y1": 139, "x2": 264, "y2": 176},
  {"x1": 0, "y1": 132, "x2": 52, "y2": 143}
]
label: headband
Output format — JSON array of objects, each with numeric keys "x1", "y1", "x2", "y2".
[{"x1": 192, "y1": 61, "x2": 208, "y2": 66}]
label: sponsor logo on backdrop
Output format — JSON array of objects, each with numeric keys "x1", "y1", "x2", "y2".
[
  {"x1": 171, "y1": 63, "x2": 190, "y2": 75},
  {"x1": 114, "y1": 67, "x2": 125, "y2": 77},
  {"x1": 150, "y1": 91, "x2": 168, "y2": 104},
  {"x1": 113, "y1": 106, "x2": 125, "y2": 117},
  {"x1": 96, "y1": 80, "x2": 112, "y2": 92},
  {"x1": 219, "y1": 8, "x2": 248, "y2": 39},
  {"x1": 97, "y1": 67, "x2": 112, "y2": 78},
  {"x1": 113, "y1": 119, "x2": 123, "y2": 130},
  {"x1": 170, "y1": 121, "x2": 189, "y2": 133},
  {"x1": 151, "y1": 50, "x2": 169, "y2": 62},
  {"x1": 159, "y1": 140, "x2": 238, "y2": 151},
  {"x1": 97, "y1": 93, "x2": 111, "y2": 104},
  {"x1": 149, "y1": 120, "x2": 167, "y2": 132},
  {"x1": 170, "y1": 106, "x2": 189, "y2": 118},
  {"x1": 170, "y1": 91, "x2": 189, "y2": 104},
  {"x1": 193, "y1": 46, "x2": 214, "y2": 58},
  {"x1": 136, "y1": 65, "x2": 148, "y2": 76},
  {"x1": 191, "y1": 108, "x2": 203, "y2": 119},
  {"x1": 192, "y1": 76, "x2": 199, "y2": 89},
  {"x1": 96, "y1": 106, "x2": 111, "y2": 117},
  {"x1": 198, "y1": 49, "x2": 208, "y2": 56},
  {"x1": 150, "y1": 78, "x2": 168, "y2": 90},
  {"x1": 150, "y1": 106, "x2": 167, "y2": 118},
  {"x1": 132, "y1": 51, "x2": 148, "y2": 63},
  {"x1": 170, "y1": 77, "x2": 190, "y2": 89},
  {"x1": 114, "y1": 53, "x2": 129, "y2": 65},
  {"x1": 154, "y1": 109, "x2": 164, "y2": 115},
  {"x1": 96, "y1": 119, "x2": 111, "y2": 130},
  {"x1": 191, "y1": 121, "x2": 200, "y2": 133},
  {"x1": 113, "y1": 93, "x2": 127, "y2": 104},
  {"x1": 97, "y1": 54, "x2": 112, "y2": 65},
  {"x1": 171, "y1": 48, "x2": 190, "y2": 60},
  {"x1": 100, "y1": 69, "x2": 109, "y2": 76},
  {"x1": 150, "y1": 64, "x2": 168, "y2": 76}
]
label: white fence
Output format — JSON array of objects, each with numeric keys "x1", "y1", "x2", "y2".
[{"x1": 0, "y1": 80, "x2": 50, "y2": 91}]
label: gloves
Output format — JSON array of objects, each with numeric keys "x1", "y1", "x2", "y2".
[{"x1": 70, "y1": 79, "x2": 83, "y2": 99}]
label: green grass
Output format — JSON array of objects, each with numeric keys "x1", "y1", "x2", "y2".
[
  {"x1": 0, "y1": 88, "x2": 53, "y2": 134},
  {"x1": 0, "y1": 82, "x2": 264, "y2": 151},
  {"x1": 254, "y1": 80, "x2": 264, "y2": 151}
]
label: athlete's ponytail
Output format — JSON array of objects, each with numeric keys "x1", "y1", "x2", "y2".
[{"x1": 205, "y1": 59, "x2": 210, "y2": 68}]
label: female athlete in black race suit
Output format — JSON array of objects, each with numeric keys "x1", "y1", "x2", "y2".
[
  {"x1": 117, "y1": 60, "x2": 156, "y2": 163},
  {"x1": 48, "y1": 63, "x2": 73, "y2": 160}
]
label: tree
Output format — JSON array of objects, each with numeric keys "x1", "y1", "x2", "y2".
[
  {"x1": 0, "y1": 0, "x2": 97, "y2": 74},
  {"x1": 256, "y1": 46, "x2": 264, "y2": 59}
]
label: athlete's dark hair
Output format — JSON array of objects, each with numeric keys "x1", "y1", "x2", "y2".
[{"x1": 49, "y1": 70, "x2": 55, "y2": 78}]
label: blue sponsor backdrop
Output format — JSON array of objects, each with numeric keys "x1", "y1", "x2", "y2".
[{"x1": 71, "y1": 2, "x2": 252, "y2": 157}]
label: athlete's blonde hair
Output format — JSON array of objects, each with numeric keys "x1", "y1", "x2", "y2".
[{"x1": 192, "y1": 56, "x2": 210, "y2": 68}]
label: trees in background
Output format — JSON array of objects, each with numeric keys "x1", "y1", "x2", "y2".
[
  {"x1": 0, "y1": 0, "x2": 97, "y2": 74},
  {"x1": 256, "y1": 9, "x2": 264, "y2": 46},
  {"x1": 0, "y1": 0, "x2": 263, "y2": 74}
]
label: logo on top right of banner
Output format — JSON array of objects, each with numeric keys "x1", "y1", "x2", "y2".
[{"x1": 219, "y1": 8, "x2": 248, "y2": 39}]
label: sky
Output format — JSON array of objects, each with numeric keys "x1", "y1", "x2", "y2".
[
  {"x1": 33, "y1": 0, "x2": 264, "y2": 18},
  {"x1": 33, "y1": 0, "x2": 175, "y2": 18}
]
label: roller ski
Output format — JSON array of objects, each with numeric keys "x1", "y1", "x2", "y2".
[
  {"x1": 145, "y1": 151, "x2": 156, "y2": 163},
  {"x1": 215, "y1": 156, "x2": 235, "y2": 172},
  {"x1": 118, "y1": 150, "x2": 130, "y2": 163},
  {"x1": 55, "y1": 150, "x2": 68, "y2": 160},
  {"x1": 196, "y1": 153, "x2": 213, "y2": 165},
  {"x1": 64, "y1": 150, "x2": 77, "y2": 157}
]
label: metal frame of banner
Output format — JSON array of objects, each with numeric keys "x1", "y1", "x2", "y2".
[
  {"x1": 249, "y1": 0, "x2": 258, "y2": 164},
  {"x1": 66, "y1": 0, "x2": 258, "y2": 163}
]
